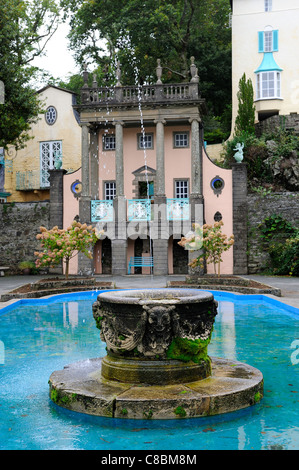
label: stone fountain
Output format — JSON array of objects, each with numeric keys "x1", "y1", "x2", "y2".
[{"x1": 49, "y1": 289, "x2": 263, "y2": 419}]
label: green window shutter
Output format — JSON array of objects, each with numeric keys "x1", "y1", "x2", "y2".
[
  {"x1": 273, "y1": 30, "x2": 279, "y2": 51},
  {"x1": 258, "y1": 31, "x2": 264, "y2": 52}
]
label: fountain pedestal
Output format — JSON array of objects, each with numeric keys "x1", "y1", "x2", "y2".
[
  {"x1": 93, "y1": 289, "x2": 217, "y2": 385},
  {"x1": 49, "y1": 289, "x2": 264, "y2": 419}
]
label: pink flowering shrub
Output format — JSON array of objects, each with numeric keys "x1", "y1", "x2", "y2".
[
  {"x1": 178, "y1": 221, "x2": 234, "y2": 277},
  {"x1": 35, "y1": 221, "x2": 101, "y2": 279}
]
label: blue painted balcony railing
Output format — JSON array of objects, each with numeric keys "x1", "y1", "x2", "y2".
[
  {"x1": 166, "y1": 198, "x2": 190, "y2": 221},
  {"x1": 128, "y1": 199, "x2": 151, "y2": 221},
  {"x1": 90, "y1": 198, "x2": 190, "y2": 223},
  {"x1": 91, "y1": 200, "x2": 114, "y2": 222}
]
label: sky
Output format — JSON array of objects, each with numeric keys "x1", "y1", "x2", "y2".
[{"x1": 33, "y1": 22, "x2": 79, "y2": 86}]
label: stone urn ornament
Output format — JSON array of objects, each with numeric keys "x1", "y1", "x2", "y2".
[{"x1": 233, "y1": 142, "x2": 244, "y2": 163}]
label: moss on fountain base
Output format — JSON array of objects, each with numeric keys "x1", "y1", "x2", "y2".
[
  {"x1": 48, "y1": 357, "x2": 264, "y2": 420},
  {"x1": 167, "y1": 337, "x2": 211, "y2": 364},
  {"x1": 101, "y1": 354, "x2": 211, "y2": 385}
]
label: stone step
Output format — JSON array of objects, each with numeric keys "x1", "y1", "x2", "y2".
[
  {"x1": 186, "y1": 275, "x2": 252, "y2": 286},
  {"x1": 167, "y1": 282, "x2": 281, "y2": 296},
  {"x1": 29, "y1": 277, "x2": 97, "y2": 290},
  {"x1": 0, "y1": 283, "x2": 114, "y2": 302}
]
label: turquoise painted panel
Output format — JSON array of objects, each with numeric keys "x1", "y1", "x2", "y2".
[
  {"x1": 254, "y1": 52, "x2": 283, "y2": 73},
  {"x1": 91, "y1": 200, "x2": 114, "y2": 222},
  {"x1": 273, "y1": 30, "x2": 279, "y2": 52},
  {"x1": 166, "y1": 198, "x2": 190, "y2": 221},
  {"x1": 258, "y1": 31, "x2": 264, "y2": 52},
  {"x1": 128, "y1": 199, "x2": 151, "y2": 221}
]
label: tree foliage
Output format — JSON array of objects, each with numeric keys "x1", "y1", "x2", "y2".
[
  {"x1": 61, "y1": 0, "x2": 232, "y2": 127},
  {"x1": 0, "y1": 0, "x2": 60, "y2": 149}
]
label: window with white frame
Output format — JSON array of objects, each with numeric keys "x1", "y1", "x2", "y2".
[
  {"x1": 103, "y1": 134, "x2": 115, "y2": 150},
  {"x1": 264, "y1": 31, "x2": 273, "y2": 52},
  {"x1": 45, "y1": 106, "x2": 57, "y2": 125},
  {"x1": 138, "y1": 133, "x2": 153, "y2": 149},
  {"x1": 256, "y1": 71, "x2": 281, "y2": 99},
  {"x1": 265, "y1": 0, "x2": 272, "y2": 12},
  {"x1": 105, "y1": 181, "x2": 116, "y2": 200},
  {"x1": 40, "y1": 141, "x2": 62, "y2": 187},
  {"x1": 174, "y1": 132, "x2": 189, "y2": 148},
  {"x1": 258, "y1": 29, "x2": 278, "y2": 53},
  {"x1": 175, "y1": 180, "x2": 189, "y2": 198}
]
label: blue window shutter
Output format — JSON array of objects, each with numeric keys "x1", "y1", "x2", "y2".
[
  {"x1": 258, "y1": 31, "x2": 264, "y2": 52},
  {"x1": 273, "y1": 30, "x2": 279, "y2": 51}
]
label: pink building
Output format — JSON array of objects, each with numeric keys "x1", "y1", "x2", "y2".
[{"x1": 55, "y1": 59, "x2": 247, "y2": 276}]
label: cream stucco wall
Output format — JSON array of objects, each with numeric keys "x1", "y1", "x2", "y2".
[
  {"x1": 5, "y1": 86, "x2": 81, "y2": 202},
  {"x1": 231, "y1": 0, "x2": 299, "y2": 133}
]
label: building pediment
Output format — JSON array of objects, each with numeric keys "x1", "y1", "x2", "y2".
[{"x1": 132, "y1": 165, "x2": 156, "y2": 177}]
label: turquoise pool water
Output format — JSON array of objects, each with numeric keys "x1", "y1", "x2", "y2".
[{"x1": 0, "y1": 290, "x2": 298, "y2": 450}]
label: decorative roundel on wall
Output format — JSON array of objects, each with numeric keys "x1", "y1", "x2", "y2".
[
  {"x1": 45, "y1": 106, "x2": 57, "y2": 125},
  {"x1": 214, "y1": 211, "x2": 223, "y2": 222},
  {"x1": 210, "y1": 176, "x2": 225, "y2": 196},
  {"x1": 70, "y1": 180, "x2": 82, "y2": 199}
]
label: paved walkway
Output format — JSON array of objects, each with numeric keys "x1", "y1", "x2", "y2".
[{"x1": 0, "y1": 273, "x2": 298, "y2": 310}]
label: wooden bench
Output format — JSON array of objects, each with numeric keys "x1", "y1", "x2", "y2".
[
  {"x1": 128, "y1": 256, "x2": 153, "y2": 274},
  {"x1": 0, "y1": 267, "x2": 9, "y2": 276}
]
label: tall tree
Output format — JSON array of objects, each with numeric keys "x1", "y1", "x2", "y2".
[
  {"x1": 234, "y1": 73, "x2": 255, "y2": 136},
  {"x1": 0, "y1": 0, "x2": 60, "y2": 149},
  {"x1": 62, "y1": 0, "x2": 232, "y2": 139}
]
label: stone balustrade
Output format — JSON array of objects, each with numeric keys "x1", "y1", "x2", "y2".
[
  {"x1": 80, "y1": 57, "x2": 201, "y2": 107},
  {"x1": 81, "y1": 82, "x2": 200, "y2": 107}
]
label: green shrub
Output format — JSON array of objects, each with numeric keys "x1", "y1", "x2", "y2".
[
  {"x1": 259, "y1": 214, "x2": 299, "y2": 276},
  {"x1": 269, "y1": 234, "x2": 299, "y2": 276}
]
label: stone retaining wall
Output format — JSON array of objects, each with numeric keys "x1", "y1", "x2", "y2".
[
  {"x1": 1, "y1": 194, "x2": 299, "y2": 275},
  {"x1": 247, "y1": 192, "x2": 299, "y2": 273},
  {"x1": 255, "y1": 113, "x2": 299, "y2": 138},
  {"x1": 0, "y1": 201, "x2": 50, "y2": 273}
]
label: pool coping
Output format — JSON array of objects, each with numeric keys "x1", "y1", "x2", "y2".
[{"x1": 0, "y1": 288, "x2": 298, "y2": 316}]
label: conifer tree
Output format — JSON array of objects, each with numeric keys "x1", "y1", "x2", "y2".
[{"x1": 234, "y1": 73, "x2": 255, "y2": 136}]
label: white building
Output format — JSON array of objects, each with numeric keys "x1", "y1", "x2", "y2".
[{"x1": 231, "y1": 0, "x2": 299, "y2": 127}]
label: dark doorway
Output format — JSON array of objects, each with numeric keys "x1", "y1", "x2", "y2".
[
  {"x1": 138, "y1": 181, "x2": 154, "y2": 199},
  {"x1": 102, "y1": 238, "x2": 112, "y2": 274},
  {"x1": 173, "y1": 236, "x2": 188, "y2": 274}
]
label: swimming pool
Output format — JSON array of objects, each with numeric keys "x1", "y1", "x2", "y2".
[{"x1": 0, "y1": 290, "x2": 298, "y2": 450}]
